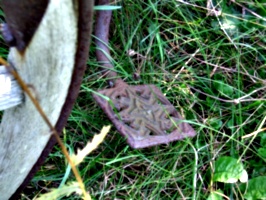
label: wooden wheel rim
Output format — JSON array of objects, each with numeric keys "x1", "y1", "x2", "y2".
[{"x1": 0, "y1": 1, "x2": 94, "y2": 199}]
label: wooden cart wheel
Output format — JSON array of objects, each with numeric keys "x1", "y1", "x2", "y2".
[{"x1": 0, "y1": 1, "x2": 94, "y2": 199}]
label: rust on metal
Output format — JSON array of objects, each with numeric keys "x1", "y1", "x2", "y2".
[
  {"x1": 94, "y1": 0, "x2": 196, "y2": 148},
  {"x1": 1, "y1": 0, "x2": 49, "y2": 51},
  {"x1": 93, "y1": 79, "x2": 196, "y2": 149}
]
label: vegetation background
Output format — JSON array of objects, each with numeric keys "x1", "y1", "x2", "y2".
[{"x1": 1, "y1": 0, "x2": 266, "y2": 199}]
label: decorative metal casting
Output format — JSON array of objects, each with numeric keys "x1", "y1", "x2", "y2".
[
  {"x1": 93, "y1": 79, "x2": 196, "y2": 148},
  {"x1": 93, "y1": 0, "x2": 196, "y2": 148}
]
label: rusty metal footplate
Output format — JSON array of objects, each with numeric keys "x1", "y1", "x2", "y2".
[{"x1": 93, "y1": 79, "x2": 196, "y2": 149}]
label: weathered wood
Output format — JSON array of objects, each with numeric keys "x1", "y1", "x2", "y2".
[{"x1": 0, "y1": 0, "x2": 94, "y2": 199}]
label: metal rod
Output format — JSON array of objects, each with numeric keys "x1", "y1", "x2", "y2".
[{"x1": 95, "y1": 0, "x2": 118, "y2": 86}]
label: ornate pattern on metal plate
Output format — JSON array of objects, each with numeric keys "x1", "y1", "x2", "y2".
[{"x1": 93, "y1": 79, "x2": 196, "y2": 149}]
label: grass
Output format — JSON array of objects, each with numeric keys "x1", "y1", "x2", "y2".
[{"x1": 1, "y1": 0, "x2": 266, "y2": 199}]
